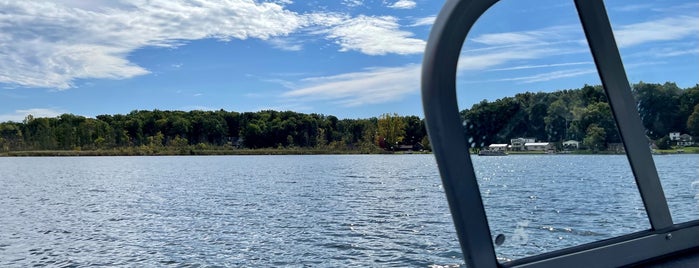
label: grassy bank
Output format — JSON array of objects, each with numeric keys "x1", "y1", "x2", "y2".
[
  {"x1": 471, "y1": 148, "x2": 699, "y2": 155},
  {"x1": 0, "y1": 147, "x2": 431, "y2": 157},
  {"x1": 654, "y1": 147, "x2": 699, "y2": 154},
  {"x1": 3, "y1": 147, "x2": 695, "y2": 157}
]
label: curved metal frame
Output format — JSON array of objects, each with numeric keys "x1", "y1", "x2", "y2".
[{"x1": 421, "y1": 0, "x2": 699, "y2": 267}]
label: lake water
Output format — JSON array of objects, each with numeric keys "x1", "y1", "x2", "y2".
[{"x1": 0, "y1": 154, "x2": 697, "y2": 267}]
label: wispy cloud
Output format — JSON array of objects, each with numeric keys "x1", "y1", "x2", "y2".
[
  {"x1": 458, "y1": 48, "x2": 561, "y2": 71},
  {"x1": 267, "y1": 37, "x2": 303, "y2": 51},
  {"x1": 0, "y1": 1, "x2": 305, "y2": 89},
  {"x1": 278, "y1": 46, "x2": 564, "y2": 107},
  {"x1": 180, "y1": 105, "x2": 216, "y2": 111},
  {"x1": 497, "y1": 69, "x2": 598, "y2": 84},
  {"x1": 0, "y1": 108, "x2": 67, "y2": 122},
  {"x1": 280, "y1": 26, "x2": 582, "y2": 107},
  {"x1": 321, "y1": 15, "x2": 426, "y2": 55},
  {"x1": 614, "y1": 16, "x2": 699, "y2": 48},
  {"x1": 653, "y1": 47, "x2": 699, "y2": 57},
  {"x1": 411, "y1": 16, "x2": 436, "y2": 27},
  {"x1": 488, "y1": 61, "x2": 593, "y2": 72},
  {"x1": 471, "y1": 25, "x2": 581, "y2": 46},
  {"x1": 0, "y1": 1, "x2": 426, "y2": 90},
  {"x1": 612, "y1": 3, "x2": 654, "y2": 12},
  {"x1": 387, "y1": 0, "x2": 417, "y2": 9},
  {"x1": 282, "y1": 64, "x2": 420, "y2": 107},
  {"x1": 262, "y1": 78, "x2": 297, "y2": 89},
  {"x1": 278, "y1": 7, "x2": 698, "y2": 107},
  {"x1": 254, "y1": 103, "x2": 313, "y2": 112},
  {"x1": 342, "y1": 0, "x2": 364, "y2": 7},
  {"x1": 651, "y1": 2, "x2": 699, "y2": 13},
  {"x1": 2, "y1": 0, "x2": 694, "y2": 97}
]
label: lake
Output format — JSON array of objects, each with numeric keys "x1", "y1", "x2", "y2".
[{"x1": 1, "y1": 154, "x2": 697, "y2": 267}]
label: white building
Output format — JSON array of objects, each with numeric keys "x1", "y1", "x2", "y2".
[
  {"x1": 511, "y1": 137, "x2": 535, "y2": 151},
  {"x1": 525, "y1": 142, "x2": 554, "y2": 151},
  {"x1": 678, "y1": 134, "x2": 694, "y2": 146},
  {"x1": 669, "y1": 132, "x2": 681, "y2": 141},
  {"x1": 488, "y1": 144, "x2": 509, "y2": 151},
  {"x1": 563, "y1": 140, "x2": 580, "y2": 149}
]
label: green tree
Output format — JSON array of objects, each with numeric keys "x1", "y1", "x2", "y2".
[
  {"x1": 656, "y1": 136, "x2": 672, "y2": 150},
  {"x1": 376, "y1": 113, "x2": 405, "y2": 150},
  {"x1": 0, "y1": 123, "x2": 24, "y2": 151},
  {"x1": 545, "y1": 98, "x2": 572, "y2": 141},
  {"x1": 168, "y1": 135, "x2": 189, "y2": 153},
  {"x1": 583, "y1": 124, "x2": 606, "y2": 152},
  {"x1": 632, "y1": 82, "x2": 681, "y2": 138},
  {"x1": 421, "y1": 135, "x2": 431, "y2": 151},
  {"x1": 687, "y1": 103, "x2": 699, "y2": 136}
]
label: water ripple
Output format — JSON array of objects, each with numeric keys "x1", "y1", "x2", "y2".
[{"x1": 0, "y1": 155, "x2": 696, "y2": 266}]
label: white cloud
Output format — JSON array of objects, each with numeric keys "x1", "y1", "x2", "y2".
[
  {"x1": 279, "y1": 10, "x2": 699, "y2": 108},
  {"x1": 0, "y1": 1, "x2": 427, "y2": 89},
  {"x1": 0, "y1": 108, "x2": 67, "y2": 123},
  {"x1": 458, "y1": 48, "x2": 558, "y2": 71},
  {"x1": 471, "y1": 25, "x2": 581, "y2": 46},
  {"x1": 323, "y1": 15, "x2": 426, "y2": 55},
  {"x1": 387, "y1": 0, "x2": 416, "y2": 9},
  {"x1": 614, "y1": 16, "x2": 699, "y2": 48},
  {"x1": 5, "y1": 0, "x2": 692, "y2": 94},
  {"x1": 279, "y1": 45, "x2": 558, "y2": 107},
  {"x1": 651, "y1": 2, "x2": 699, "y2": 13},
  {"x1": 488, "y1": 61, "x2": 593, "y2": 72},
  {"x1": 613, "y1": 4, "x2": 653, "y2": 12},
  {"x1": 180, "y1": 105, "x2": 216, "y2": 111},
  {"x1": 279, "y1": 26, "x2": 580, "y2": 107},
  {"x1": 0, "y1": 1, "x2": 305, "y2": 89},
  {"x1": 653, "y1": 48, "x2": 699, "y2": 57},
  {"x1": 270, "y1": 0, "x2": 293, "y2": 5},
  {"x1": 254, "y1": 103, "x2": 313, "y2": 112},
  {"x1": 497, "y1": 69, "x2": 598, "y2": 84},
  {"x1": 342, "y1": 0, "x2": 363, "y2": 7},
  {"x1": 267, "y1": 38, "x2": 303, "y2": 51},
  {"x1": 282, "y1": 64, "x2": 420, "y2": 107},
  {"x1": 411, "y1": 16, "x2": 436, "y2": 27}
]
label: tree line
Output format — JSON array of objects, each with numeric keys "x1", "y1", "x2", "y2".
[
  {"x1": 0, "y1": 110, "x2": 427, "y2": 153},
  {"x1": 1, "y1": 81, "x2": 696, "y2": 154},
  {"x1": 461, "y1": 82, "x2": 699, "y2": 150}
]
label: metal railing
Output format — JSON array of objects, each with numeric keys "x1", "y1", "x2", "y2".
[{"x1": 421, "y1": 0, "x2": 699, "y2": 267}]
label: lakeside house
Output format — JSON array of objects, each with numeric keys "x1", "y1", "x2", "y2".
[
  {"x1": 524, "y1": 142, "x2": 554, "y2": 151},
  {"x1": 678, "y1": 134, "x2": 694, "y2": 146},
  {"x1": 397, "y1": 145, "x2": 414, "y2": 151},
  {"x1": 669, "y1": 131, "x2": 696, "y2": 146},
  {"x1": 488, "y1": 144, "x2": 509, "y2": 152},
  {"x1": 510, "y1": 137, "x2": 535, "y2": 151},
  {"x1": 669, "y1": 132, "x2": 681, "y2": 141},
  {"x1": 563, "y1": 140, "x2": 580, "y2": 150}
]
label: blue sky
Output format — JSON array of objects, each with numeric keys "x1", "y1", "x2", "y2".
[{"x1": 0, "y1": 0, "x2": 697, "y2": 121}]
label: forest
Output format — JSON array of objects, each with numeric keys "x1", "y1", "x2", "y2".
[
  {"x1": 0, "y1": 109, "x2": 425, "y2": 154},
  {"x1": 0, "y1": 82, "x2": 697, "y2": 155},
  {"x1": 461, "y1": 82, "x2": 699, "y2": 151}
]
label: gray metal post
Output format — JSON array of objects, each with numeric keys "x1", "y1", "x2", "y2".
[
  {"x1": 574, "y1": 0, "x2": 673, "y2": 230},
  {"x1": 422, "y1": 0, "x2": 500, "y2": 267}
]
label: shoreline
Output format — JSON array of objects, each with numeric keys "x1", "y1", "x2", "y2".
[
  {"x1": 1, "y1": 148, "x2": 696, "y2": 157},
  {"x1": 0, "y1": 149, "x2": 415, "y2": 157}
]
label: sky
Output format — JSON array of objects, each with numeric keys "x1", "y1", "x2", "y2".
[{"x1": 0, "y1": 0, "x2": 697, "y2": 121}]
